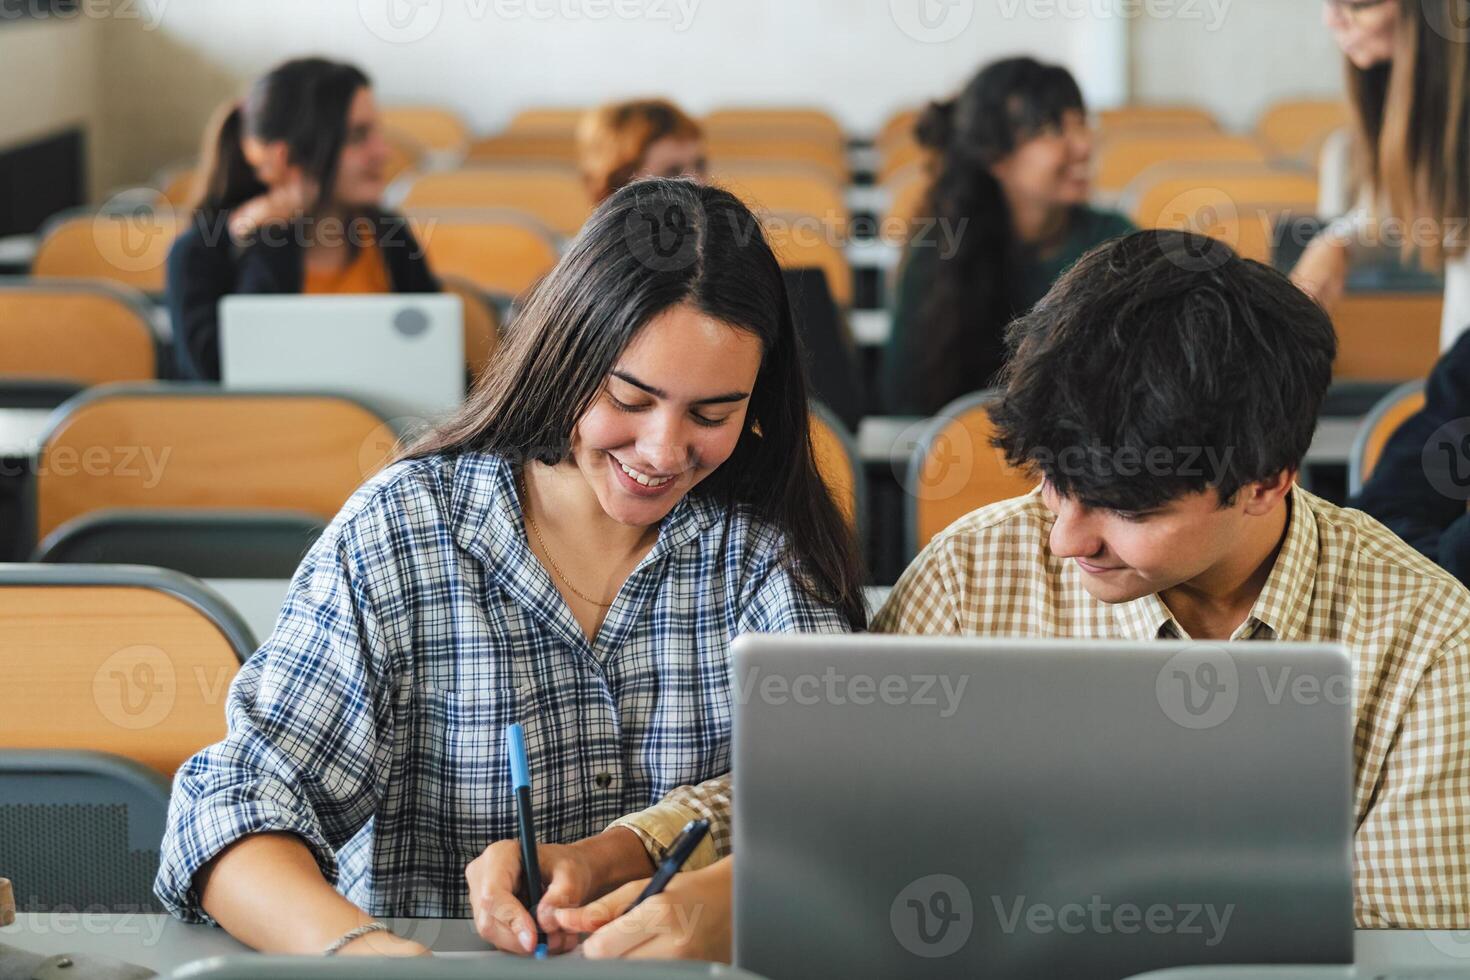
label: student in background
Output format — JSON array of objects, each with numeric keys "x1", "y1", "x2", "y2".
[
  {"x1": 576, "y1": 99, "x2": 865, "y2": 428},
  {"x1": 582, "y1": 232, "x2": 1470, "y2": 956},
  {"x1": 880, "y1": 57, "x2": 1134, "y2": 416},
  {"x1": 153, "y1": 179, "x2": 864, "y2": 957},
  {"x1": 167, "y1": 57, "x2": 438, "y2": 381},
  {"x1": 1352, "y1": 331, "x2": 1470, "y2": 588},
  {"x1": 576, "y1": 99, "x2": 707, "y2": 204},
  {"x1": 1292, "y1": 0, "x2": 1470, "y2": 348}
]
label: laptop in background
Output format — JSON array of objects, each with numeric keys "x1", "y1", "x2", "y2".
[
  {"x1": 733, "y1": 635, "x2": 1354, "y2": 980},
  {"x1": 220, "y1": 294, "x2": 465, "y2": 425}
]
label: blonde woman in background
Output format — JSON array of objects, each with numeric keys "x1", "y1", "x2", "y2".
[{"x1": 1292, "y1": 0, "x2": 1470, "y2": 348}]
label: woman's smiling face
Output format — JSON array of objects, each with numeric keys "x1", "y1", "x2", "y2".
[{"x1": 569, "y1": 301, "x2": 763, "y2": 528}]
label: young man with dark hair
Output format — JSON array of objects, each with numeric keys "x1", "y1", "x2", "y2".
[
  {"x1": 556, "y1": 231, "x2": 1468, "y2": 955},
  {"x1": 874, "y1": 230, "x2": 1469, "y2": 929}
]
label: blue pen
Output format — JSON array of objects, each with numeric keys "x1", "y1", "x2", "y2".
[
  {"x1": 506, "y1": 723, "x2": 548, "y2": 959},
  {"x1": 627, "y1": 819, "x2": 710, "y2": 912}
]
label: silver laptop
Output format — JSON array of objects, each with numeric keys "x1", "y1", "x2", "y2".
[
  {"x1": 732, "y1": 635, "x2": 1354, "y2": 980},
  {"x1": 220, "y1": 294, "x2": 465, "y2": 424}
]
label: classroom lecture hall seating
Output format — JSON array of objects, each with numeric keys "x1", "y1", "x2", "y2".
[
  {"x1": 810, "y1": 403, "x2": 865, "y2": 538},
  {"x1": 0, "y1": 278, "x2": 160, "y2": 406},
  {"x1": 30, "y1": 385, "x2": 398, "y2": 544},
  {"x1": 0, "y1": 563, "x2": 256, "y2": 913},
  {"x1": 30, "y1": 208, "x2": 184, "y2": 294},
  {"x1": 33, "y1": 510, "x2": 326, "y2": 580},
  {"x1": 0, "y1": 749, "x2": 173, "y2": 913},
  {"x1": 4, "y1": 96, "x2": 1448, "y2": 936},
  {"x1": 905, "y1": 391, "x2": 1037, "y2": 559},
  {"x1": 1348, "y1": 381, "x2": 1428, "y2": 496}
]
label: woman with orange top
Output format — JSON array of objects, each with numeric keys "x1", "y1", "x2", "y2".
[{"x1": 167, "y1": 57, "x2": 438, "y2": 380}]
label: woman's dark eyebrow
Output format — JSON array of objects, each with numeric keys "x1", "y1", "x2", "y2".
[{"x1": 611, "y1": 370, "x2": 750, "y2": 405}]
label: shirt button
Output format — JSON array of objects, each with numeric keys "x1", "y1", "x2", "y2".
[{"x1": 593, "y1": 772, "x2": 612, "y2": 789}]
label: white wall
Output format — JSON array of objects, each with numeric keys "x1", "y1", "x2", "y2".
[
  {"x1": 0, "y1": 14, "x2": 102, "y2": 197},
  {"x1": 11, "y1": 0, "x2": 1351, "y2": 195},
  {"x1": 1130, "y1": 0, "x2": 1343, "y2": 130},
  {"x1": 91, "y1": 0, "x2": 1116, "y2": 188}
]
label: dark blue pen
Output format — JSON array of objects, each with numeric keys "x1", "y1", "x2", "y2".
[
  {"x1": 627, "y1": 818, "x2": 711, "y2": 912},
  {"x1": 506, "y1": 723, "x2": 548, "y2": 959}
]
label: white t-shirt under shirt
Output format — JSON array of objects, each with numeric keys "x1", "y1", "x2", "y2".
[{"x1": 1443, "y1": 248, "x2": 1470, "y2": 349}]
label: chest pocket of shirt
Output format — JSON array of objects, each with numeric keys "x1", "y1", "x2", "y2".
[{"x1": 410, "y1": 685, "x2": 523, "y2": 851}]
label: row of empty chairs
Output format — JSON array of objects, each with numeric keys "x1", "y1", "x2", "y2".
[
  {"x1": 0, "y1": 275, "x2": 501, "y2": 395},
  {"x1": 0, "y1": 560, "x2": 258, "y2": 913},
  {"x1": 0, "y1": 378, "x2": 1428, "y2": 572}
]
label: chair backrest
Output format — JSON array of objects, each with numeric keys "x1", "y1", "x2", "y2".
[
  {"x1": 157, "y1": 164, "x2": 199, "y2": 209},
  {"x1": 0, "y1": 278, "x2": 159, "y2": 386},
  {"x1": 1094, "y1": 133, "x2": 1269, "y2": 195},
  {"x1": 1124, "y1": 163, "x2": 1319, "y2": 230},
  {"x1": 0, "y1": 563, "x2": 255, "y2": 776},
  {"x1": 394, "y1": 167, "x2": 590, "y2": 236},
  {"x1": 507, "y1": 107, "x2": 588, "y2": 134},
  {"x1": 408, "y1": 210, "x2": 560, "y2": 299},
  {"x1": 32, "y1": 210, "x2": 185, "y2": 293},
  {"x1": 905, "y1": 391, "x2": 1038, "y2": 558},
  {"x1": 382, "y1": 131, "x2": 425, "y2": 183},
  {"x1": 1332, "y1": 291, "x2": 1443, "y2": 382},
  {"x1": 0, "y1": 749, "x2": 172, "y2": 913},
  {"x1": 440, "y1": 274, "x2": 503, "y2": 380},
  {"x1": 1257, "y1": 99, "x2": 1352, "y2": 161},
  {"x1": 380, "y1": 105, "x2": 470, "y2": 154},
  {"x1": 809, "y1": 403, "x2": 864, "y2": 538},
  {"x1": 466, "y1": 132, "x2": 579, "y2": 165},
  {"x1": 1097, "y1": 105, "x2": 1219, "y2": 133},
  {"x1": 33, "y1": 385, "x2": 396, "y2": 542},
  {"x1": 703, "y1": 108, "x2": 844, "y2": 145},
  {"x1": 1141, "y1": 198, "x2": 1283, "y2": 264},
  {"x1": 707, "y1": 135, "x2": 848, "y2": 183},
  {"x1": 763, "y1": 211, "x2": 853, "y2": 307},
  {"x1": 876, "y1": 108, "x2": 920, "y2": 150},
  {"x1": 877, "y1": 138, "x2": 927, "y2": 184},
  {"x1": 33, "y1": 508, "x2": 326, "y2": 579},
  {"x1": 881, "y1": 164, "x2": 931, "y2": 239},
  {"x1": 1349, "y1": 381, "x2": 1428, "y2": 495},
  {"x1": 714, "y1": 165, "x2": 849, "y2": 233}
]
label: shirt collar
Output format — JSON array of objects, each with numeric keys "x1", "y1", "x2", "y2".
[{"x1": 1236, "y1": 485, "x2": 1317, "y2": 641}]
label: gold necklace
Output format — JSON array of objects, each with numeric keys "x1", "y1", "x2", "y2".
[{"x1": 519, "y1": 475, "x2": 616, "y2": 608}]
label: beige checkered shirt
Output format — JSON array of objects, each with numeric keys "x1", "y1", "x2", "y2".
[{"x1": 614, "y1": 486, "x2": 1470, "y2": 928}]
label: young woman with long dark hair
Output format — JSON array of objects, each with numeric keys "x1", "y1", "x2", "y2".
[
  {"x1": 154, "y1": 178, "x2": 865, "y2": 957},
  {"x1": 166, "y1": 57, "x2": 438, "y2": 380},
  {"x1": 880, "y1": 57, "x2": 1134, "y2": 416}
]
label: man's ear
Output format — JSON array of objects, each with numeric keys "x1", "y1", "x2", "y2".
[{"x1": 1240, "y1": 468, "x2": 1296, "y2": 516}]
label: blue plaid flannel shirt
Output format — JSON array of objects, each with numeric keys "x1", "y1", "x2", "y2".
[{"x1": 154, "y1": 451, "x2": 849, "y2": 920}]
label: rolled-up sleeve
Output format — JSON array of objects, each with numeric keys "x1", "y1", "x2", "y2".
[{"x1": 154, "y1": 512, "x2": 399, "y2": 923}]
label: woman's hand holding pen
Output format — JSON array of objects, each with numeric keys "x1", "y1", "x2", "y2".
[{"x1": 464, "y1": 828, "x2": 656, "y2": 955}]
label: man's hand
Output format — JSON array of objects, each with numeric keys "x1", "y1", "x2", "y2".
[{"x1": 554, "y1": 856, "x2": 733, "y2": 962}]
